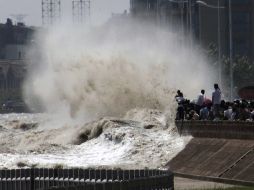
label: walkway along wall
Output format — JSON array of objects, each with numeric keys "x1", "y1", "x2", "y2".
[{"x1": 167, "y1": 121, "x2": 254, "y2": 187}]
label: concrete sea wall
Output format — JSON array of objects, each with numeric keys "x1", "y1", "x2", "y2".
[
  {"x1": 167, "y1": 121, "x2": 254, "y2": 186},
  {"x1": 175, "y1": 120, "x2": 254, "y2": 139}
]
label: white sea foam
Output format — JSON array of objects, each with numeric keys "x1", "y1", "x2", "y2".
[
  {"x1": 0, "y1": 19, "x2": 214, "y2": 169},
  {"x1": 0, "y1": 111, "x2": 191, "y2": 169},
  {"x1": 24, "y1": 19, "x2": 215, "y2": 125}
]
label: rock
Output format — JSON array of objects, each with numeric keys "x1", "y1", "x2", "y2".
[
  {"x1": 19, "y1": 123, "x2": 38, "y2": 131},
  {"x1": 144, "y1": 124, "x2": 156, "y2": 129}
]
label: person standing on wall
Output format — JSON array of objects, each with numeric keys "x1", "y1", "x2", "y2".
[
  {"x1": 212, "y1": 83, "x2": 221, "y2": 119},
  {"x1": 195, "y1": 89, "x2": 205, "y2": 114}
]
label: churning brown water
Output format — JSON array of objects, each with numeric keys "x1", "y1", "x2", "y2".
[{"x1": 0, "y1": 20, "x2": 213, "y2": 169}]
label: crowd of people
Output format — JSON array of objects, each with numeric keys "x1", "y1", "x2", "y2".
[{"x1": 176, "y1": 84, "x2": 254, "y2": 121}]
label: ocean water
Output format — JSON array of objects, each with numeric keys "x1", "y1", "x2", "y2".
[
  {"x1": 0, "y1": 110, "x2": 191, "y2": 169},
  {"x1": 0, "y1": 19, "x2": 214, "y2": 170}
]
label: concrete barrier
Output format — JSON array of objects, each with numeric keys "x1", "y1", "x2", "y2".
[
  {"x1": 168, "y1": 121, "x2": 254, "y2": 186},
  {"x1": 175, "y1": 120, "x2": 254, "y2": 139}
]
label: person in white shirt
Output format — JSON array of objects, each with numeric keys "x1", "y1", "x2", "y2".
[
  {"x1": 212, "y1": 83, "x2": 221, "y2": 118},
  {"x1": 176, "y1": 92, "x2": 185, "y2": 103},
  {"x1": 251, "y1": 110, "x2": 254, "y2": 121},
  {"x1": 195, "y1": 89, "x2": 205, "y2": 113},
  {"x1": 224, "y1": 106, "x2": 233, "y2": 120}
]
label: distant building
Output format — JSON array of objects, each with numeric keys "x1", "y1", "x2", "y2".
[
  {"x1": 130, "y1": 0, "x2": 254, "y2": 61},
  {"x1": 198, "y1": 0, "x2": 254, "y2": 60},
  {"x1": 0, "y1": 18, "x2": 34, "y2": 60},
  {"x1": 4, "y1": 44, "x2": 27, "y2": 60},
  {"x1": 0, "y1": 19, "x2": 34, "y2": 101},
  {"x1": 109, "y1": 10, "x2": 129, "y2": 23},
  {"x1": 130, "y1": 0, "x2": 180, "y2": 26},
  {"x1": 0, "y1": 60, "x2": 26, "y2": 90}
]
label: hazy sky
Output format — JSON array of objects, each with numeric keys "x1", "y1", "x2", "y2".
[{"x1": 0, "y1": 0, "x2": 130, "y2": 26}]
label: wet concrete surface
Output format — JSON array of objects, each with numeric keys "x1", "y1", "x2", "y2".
[
  {"x1": 168, "y1": 138, "x2": 254, "y2": 185},
  {"x1": 169, "y1": 121, "x2": 254, "y2": 187},
  {"x1": 175, "y1": 177, "x2": 237, "y2": 190}
]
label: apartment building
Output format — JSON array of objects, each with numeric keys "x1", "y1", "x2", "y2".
[{"x1": 130, "y1": 0, "x2": 254, "y2": 60}]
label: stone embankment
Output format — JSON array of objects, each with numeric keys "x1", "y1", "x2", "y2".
[{"x1": 167, "y1": 121, "x2": 254, "y2": 187}]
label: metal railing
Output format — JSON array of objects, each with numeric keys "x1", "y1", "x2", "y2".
[{"x1": 0, "y1": 168, "x2": 174, "y2": 190}]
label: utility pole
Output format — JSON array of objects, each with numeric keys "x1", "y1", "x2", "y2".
[
  {"x1": 229, "y1": 0, "x2": 233, "y2": 101},
  {"x1": 189, "y1": 0, "x2": 193, "y2": 47},
  {"x1": 196, "y1": 0, "x2": 225, "y2": 89},
  {"x1": 217, "y1": 0, "x2": 221, "y2": 87},
  {"x1": 146, "y1": 0, "x2": 149, "y2": 17},
  {"x1": 157, "y1": 0, "x2": 160, "y2": 25},
  {"x1": 180, "y1": 0, "x2": 185, "y2": 37}
]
